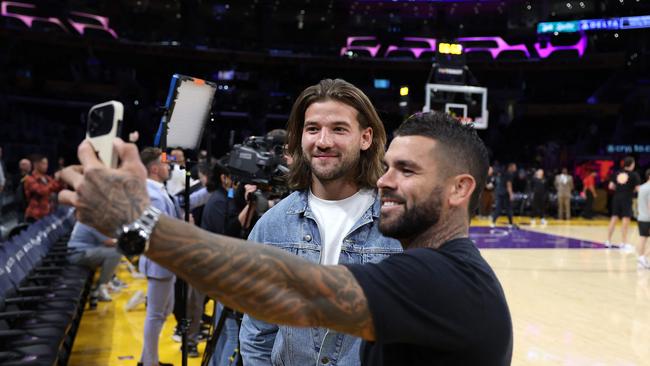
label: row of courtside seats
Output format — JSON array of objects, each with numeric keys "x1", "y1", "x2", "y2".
[{"x1": 0, "y1": 207, "x2": 92, "y2": 366}]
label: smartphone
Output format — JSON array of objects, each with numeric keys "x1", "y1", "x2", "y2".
[{"x1": 86, "y1": 100, "x2": 123, "y2": 168}]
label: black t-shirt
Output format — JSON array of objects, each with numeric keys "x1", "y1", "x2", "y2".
[
  {"x1": 611, "y1": 170, "x2": 641, "y2": 201},
  {"x1": 495, "y1": 172, "x2": 513, "y2": 196},
  {"x1": 531, "y1": 177, "x2": 547, "y2": 198},
  {"x1": 346, "y1": 238, "x2": 512, "y2": 366}
]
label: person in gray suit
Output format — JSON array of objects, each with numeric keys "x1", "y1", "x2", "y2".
[
  {"x1": 138, "y1": 147, "x2": 180, "y2": 366},
  {"x1": 554, "y1": 168, "x2": 574, "y2": 220}
]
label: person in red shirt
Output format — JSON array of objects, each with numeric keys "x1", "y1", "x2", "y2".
[
  {"x1": 24, "y1": 155, "x2": 63, "y2": 222},
  {"x1": 581, "y1": 170, "x2": 597, "y2": 219}
]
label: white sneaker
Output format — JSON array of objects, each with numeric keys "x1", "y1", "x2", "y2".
[
  {"x1": 604, "y1": 241, "x2": 612, "y2": 248},
  {"x1": 97, "y1": 284, "x2": 112, "y2": 302},
  {"x1": 125, "y1": 290, "x2": 146, "y2": 311},
  {"x1": 530, "y1": 219, "x2": 536, "y2": 226},
  {"x1": 490, "y1": 221, "x2": 496, "y2": 228},
  {"x1": 638, "y1": 256, "x2": 650, "y2": 269},
  {"x1": 541, "y1": 218, "x2": 547, "y2": 226},
  {"x1": 620, "y1": 243, "x2": 635, "y2": 253}
]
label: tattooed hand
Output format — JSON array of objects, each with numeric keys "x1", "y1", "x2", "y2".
[{"x1": 59, "y1": 139, "x2": 150, "y2": 236}]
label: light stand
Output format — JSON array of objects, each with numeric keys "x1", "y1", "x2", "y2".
[{"x1": 155, "y1": 74, "x2": 217, "y2": 366}]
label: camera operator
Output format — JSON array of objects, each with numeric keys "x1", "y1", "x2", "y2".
[
  {"x1": 59, "y1": 110, "x2": 513, "y2": 366},
  {"x1": 14, "y1": 158, "x2": 32, "y2": 222}
]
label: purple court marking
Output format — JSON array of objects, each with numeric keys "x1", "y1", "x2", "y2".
[{"x1": 470, "y1": 226, "x2": 604, "y2": 249}]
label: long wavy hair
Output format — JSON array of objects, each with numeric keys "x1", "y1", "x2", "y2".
[{"x1": 286, "y1": 79, "x2": 387, "y2": 191}]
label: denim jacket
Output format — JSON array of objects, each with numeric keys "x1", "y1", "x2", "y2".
[{"x1": 239, "y1": 190, "x2": 402, "y2": 366}]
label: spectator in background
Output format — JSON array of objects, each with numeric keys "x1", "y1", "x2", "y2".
[
  {"x1": 554, "y1": 168, "x2": 574, "y2": 220},
  {"x1": 55, "y1": 157, "x2": 66, "y2": 172},
  {"x1": 138, "y1": 147, "x2": 178, "y2": 366},
  {"x1": 636, "y1": 169, "x2": 650, "y2": 269},
  {"x1": 17, "y1": 158, "x2": 32, "y2": 182},
  {"x1": 606, "y1": 157, "x2": 641, "y2": 249},
  {"x1": 13, "y1": 158, "x2": 32, "y2": 221},
  {"x1": 581, "y1": 170, "x2": 597, "y2": 219},
  {"x1": 491, "y1": 163, "x2": 516, "y2": 228},
  {"x1": 530, "y1": 169, "x2": 548, "y2": 226},
  {"x1": 68, "y1": 222, "x2": 122, "y2": 302},
  {"x1": 479, "y1": 165, "x2": 495, "y2": 218},
  {"x1": 170, "y1": 148, "x2": 185, "y2": 167},
  {"x1": 24, "y1": 154, "x2": 63, "y2": 223},
  {"x1": 167, "y1": 148, "x2": 199, "y2": 196}
]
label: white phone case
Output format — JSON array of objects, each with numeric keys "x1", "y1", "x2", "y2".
[{"x1": 86, "y1": 100, "x2": 123, "y2": 169}]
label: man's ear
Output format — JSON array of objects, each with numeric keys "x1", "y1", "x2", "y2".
[
  {"x1": 448, "y1": 174, "x2": 476, "y2": 208},
  {"x1": 360, "y1": 127, "x2": 373, "y2": 151}
]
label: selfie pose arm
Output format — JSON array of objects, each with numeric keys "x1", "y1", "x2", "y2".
[{"x1": 60, "y1": 139, "x2": 375, "y2": 341}]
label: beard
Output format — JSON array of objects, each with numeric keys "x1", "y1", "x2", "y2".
[
  {"x1": 304, "y1": 148, "x2": 360, "y2": 182},
  {"x1": 379, "y1": 186, "x2": 444, "y2": 241}
]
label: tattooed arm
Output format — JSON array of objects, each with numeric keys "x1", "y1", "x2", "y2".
[
  {"x1": 147, "y1": 214, "x2": 375, "y2": 340},
  {"x1": 59, "y1": 139, "x2": 375, "y2": 341}
]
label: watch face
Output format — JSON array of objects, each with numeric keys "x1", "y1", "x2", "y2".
[{"x1": 118, "y1": 227, "x2": 147, "y2": 256}]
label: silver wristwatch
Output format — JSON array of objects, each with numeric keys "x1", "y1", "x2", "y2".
[{"x1": 116, "y1": 206, "x2": 162, "y2": 256}]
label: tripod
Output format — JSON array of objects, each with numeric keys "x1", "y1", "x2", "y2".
[
  {"x1": 200, "y1": 188, "x2": 258, "y2": 366},
  {"x1": 201, "y1": 305, "x2": 243, "y2": 366}
]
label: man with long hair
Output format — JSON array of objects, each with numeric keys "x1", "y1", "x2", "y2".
[{"x1": 237, "y1": 79, "x2": 401, "y2": 366}]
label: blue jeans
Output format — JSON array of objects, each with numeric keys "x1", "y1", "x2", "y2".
[{"x1": 209, "y1": 302, "x2": 240, "y2": 366}]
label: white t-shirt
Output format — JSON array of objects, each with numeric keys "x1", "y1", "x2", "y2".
[
  {"x1": 308, "y1": 188, "x2": 375, "y2": 265},
  {"x1": 638, "y1": 182, "x2": 650, "y2": 222}
]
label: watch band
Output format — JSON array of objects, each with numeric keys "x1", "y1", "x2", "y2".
[{"x1": 139, "y1": 205, "x2": 162, "y2": 253}]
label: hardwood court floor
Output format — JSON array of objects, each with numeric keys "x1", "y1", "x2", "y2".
[
  {"x1": 69, "y1": 217, "x2": 650, "y2": 366},
  {"x1": 68, "y1": 265, "x2": 208, "y2": 366}
]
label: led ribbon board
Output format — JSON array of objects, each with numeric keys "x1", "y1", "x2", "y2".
[{"x1": 538, "y1": 15, "x2": 650, "y2": 34}]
